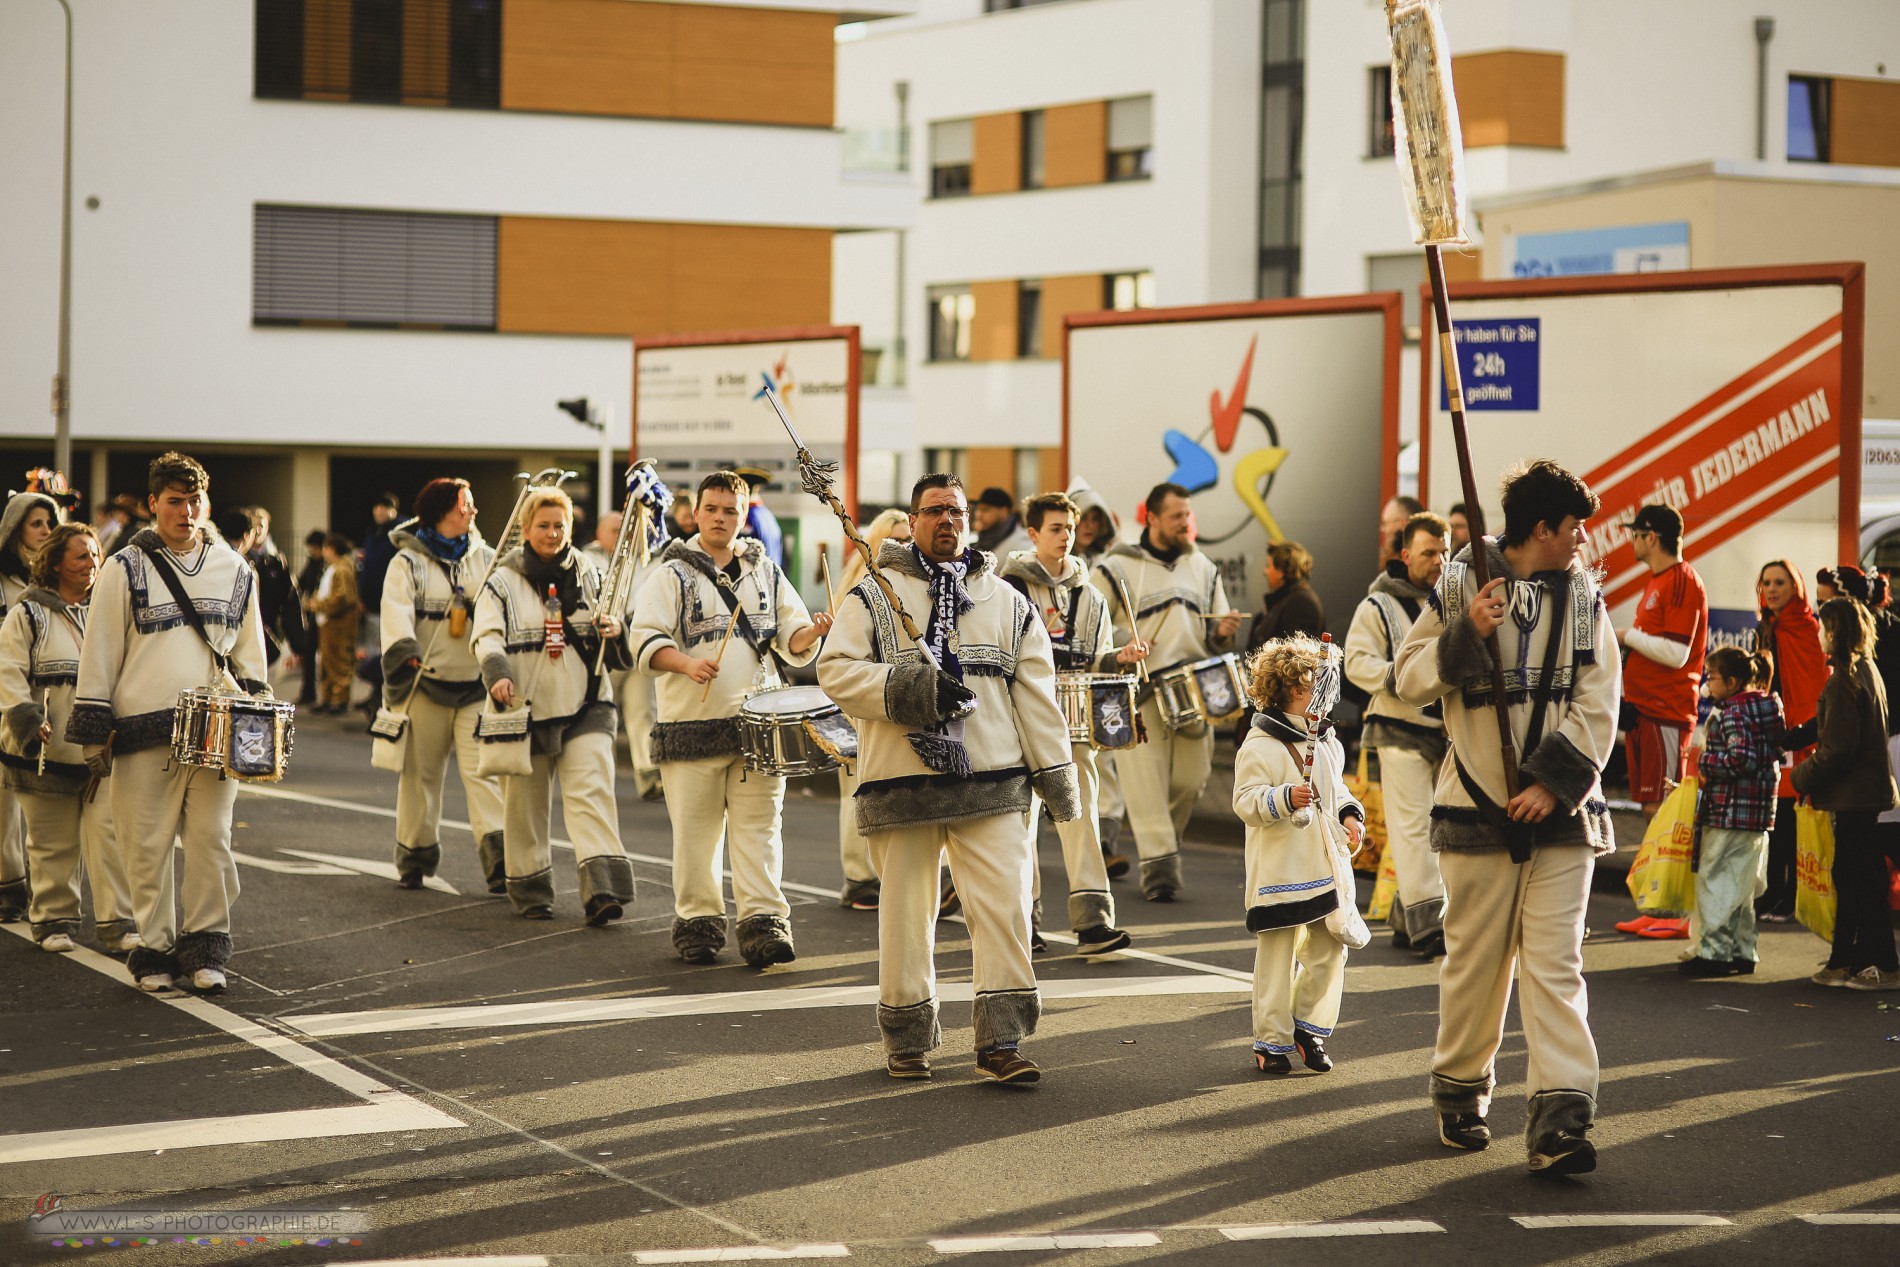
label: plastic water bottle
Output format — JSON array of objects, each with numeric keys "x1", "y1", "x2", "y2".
[{"x1": 543, "y1": 585, "x2": 565, "y2": 661}]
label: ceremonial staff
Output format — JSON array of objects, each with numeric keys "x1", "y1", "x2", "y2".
[{"x1": 1386, "y1": 0, "x2": 1520, "y2": 802}]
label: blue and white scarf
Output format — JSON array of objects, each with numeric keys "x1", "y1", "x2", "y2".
[{"x1": 910, "y1": 545, "x2": 977, "y2": 776}]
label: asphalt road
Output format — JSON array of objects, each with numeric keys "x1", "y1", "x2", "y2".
[{"x1": 2, "y1": 714, "x2": 1898, "y2": 1267}]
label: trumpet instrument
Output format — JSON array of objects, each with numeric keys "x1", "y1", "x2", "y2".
[{"x1": 593, "y1": 459, "x2": 671, "y2": 673}]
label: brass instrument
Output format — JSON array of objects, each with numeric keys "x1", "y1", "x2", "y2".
[
  {"x1": 471, "y1": 467, "x2": 576, "y2": 601},
  {"x1": 593, "y1": 459, "x2": 669, "y2": 673}
]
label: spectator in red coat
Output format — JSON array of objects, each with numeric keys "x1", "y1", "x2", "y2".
[{"x1": 1755, "y1": 559, "x2": 1828, "y2": 922}]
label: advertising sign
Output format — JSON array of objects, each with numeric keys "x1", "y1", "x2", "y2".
[
  {"x1": 1419, "y1": 265, "x2": 1862, "y2": 632},
  {"x1": 1508, "y1": 221, "x2": 1691, "y2": 278},
  {"x1": 1065, "y1": 296, "x2": 1401, "y2": 627}
]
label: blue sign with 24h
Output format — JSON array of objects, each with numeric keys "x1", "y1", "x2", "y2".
[{"x1": 1439, "y1": 317, "x2": 1540, "y2": 412}]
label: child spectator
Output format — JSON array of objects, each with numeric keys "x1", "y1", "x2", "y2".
[
  {"x1": 1233, "y1": 633, "x2": 1364, "y2": 1075},
  {"x1": 305, "y1": 534, "x2": 360, "y2": 715},
  {"x1": 1684, "y1": 646, "x2": 1783, "y2": 977}
]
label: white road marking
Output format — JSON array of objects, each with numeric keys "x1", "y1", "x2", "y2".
[
  {"x1": 1039, "y1": 929, "x2": 1251, "y2": 982},
  {"x1": 633, "y1": 1247, "x2": 850, "y2": 1263},
  {"x1": 1801, "y1": 1213, "x2": 1900, "y2": 1224},
  {"x1": 332, "y1": 1259, "x2": 550, "y2": 1267},
  {"x1": 0, "y1": 926, "x2": 463, "y2": 1161},
  {"x1": 1511, "y1": 1215, "x2": 1734, "y2": 1228},
  {"x1": 278, "y1": 846, "x2": 460, "y2": 894},
  {"x1": 1220, "y1": 1221, "x2": 1446, "y2": 1239},
  {"x1": 282, "y1": 975, "x2": 1247, "y2": 1037},
  {"x1": 930, "y1": 1233, "x2": 1161, "y2": 1252},
  {"x1": 230, "y1": 848, "x2": 354, "y2": 875}
]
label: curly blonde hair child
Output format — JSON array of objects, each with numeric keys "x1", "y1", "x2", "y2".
[{"x1": 1244, "y1": 632, "x2": 1328, "y2": 713}]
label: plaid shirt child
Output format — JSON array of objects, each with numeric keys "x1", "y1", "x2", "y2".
[{"x1": 1696, "y1": 688, "x2": 1785, "y2": 832}]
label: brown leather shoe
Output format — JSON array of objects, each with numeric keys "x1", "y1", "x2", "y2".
[
  {"x1": 975, "y1": 1047, "x2": 1041, "y2": 1085},
  {"x1": 886, "y1": 1053, "x2": 932, "y2": 1080}
]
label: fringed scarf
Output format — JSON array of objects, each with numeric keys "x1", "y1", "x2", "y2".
[{"x1": 909, "y1": 544, "x2": 978, "y2": 777}]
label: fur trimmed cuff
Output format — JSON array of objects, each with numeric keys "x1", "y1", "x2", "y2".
[
  {"x1": 106, "y1": 709, "x2": 175, "y2": 756},
  {"x1": 651, "y1": 717, "x2": 743, "y2": 763},
  {"x1": 854, "y1": 771, "x2": 1032, "y2": 834},
  {"x1": 672, "y1": 914, "x2": 728, "y2": 956},
  {"x1": 1140, "y1": 853, "x2": 1184, "y2": 900},
  {"x1": 1430, "y1": 1070, "x2": 1494, "y2": 1118},
  {"x1": 383, "y1": 638, "x2": 424, "y2": 689},
  {"x1": 1521, "y1": 733, "x2": 1600, "y2": 813},
  {"x1": 885, "y1": 659, "x2": 941, "y2": 729},
  {"x1": 1437, "y1": 615, "x2": 1493, "y2": 688},
  {"x1": 395, "y1": 840, "x2": 441, "y2": 880},
  {"x1": 480, "y1": 653, "x2": 514, "y2": 692},
  {"x1": 175, "y1": 930, "x2": 233, "y2": 974},
  {"x1": 63, "y1": 700, "x2": 113, "y2": 747},
  {"x1": 127, "y1": 945, "x2": 181, "y2": 980},
  {"x1": 1032, "y1": 762, "x2": 1083, "y2": 824},
  {"x1": 478, "y1": 832, "x2": 506, "y2": 890},
  {"x1": 506, "y1": 867, "x2": 555, "y2": 912},
  {"x1": 973, "y1": 988, "x2": 1041, "y2": 1051},
  {"x1": 736, "y1": 913, "x2": 795, "y2": 968},
  {"x1": 1397, "y1": 894, "x2": 1446, "y2": 943},
  {"x1": 95, "y1": 917, "x2": 138, "y2": 947},
  {"x1": 1526, "y1": 1089, "x2": 1597, "y2": 1150},
  {"x1": 33, "y1": 918, "x2": 81, "y2": 942},
  {"x1": 1068, "y1": 890, "x2": 1114, "y2": 933},
  {"x1": 578, "y1": 855, "x2": 635, "y2": 906},
  {"x1": 878, "y1": 998, "x2": 942, "y2": 1056},
  {"x1": 4, "y1": 700, "x2": 43, "y2": 749}
]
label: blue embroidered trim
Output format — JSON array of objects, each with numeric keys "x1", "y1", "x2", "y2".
[
  {"x1": 1252, "y1": 1040, "x2": 1295, "y2": 1054},
  {"x1": 1255, "y1": 876, "x2": 1332, "y2": 897},
  {"x1": 1294, "y1": 1019, "x2": 1334, "y2": 1037}
]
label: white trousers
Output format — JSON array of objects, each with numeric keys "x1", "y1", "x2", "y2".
[
  {"x1": 18, "y1": 789, "x2": 133, "y2": 936},
  {"x1": 110, "y1": 748, "x2": 240, "y2": 953},
  {"x1": 660, "y1": 754, "x2": 789, "y2": 921},
  {"x1": 1251, "y1": 921, "x2": 1346, "y2": 1051},
  {"x1": 397, "y1": 692, "x2": 505, "y2": 849},
  {"x1": 836, "y1": 763, "x2": 876, "y2": 884},
  {"x1": 502, "y1": 731, "x2": 625, "y2": 879},
  {"x1": 1097, "y1": 751, "x2": 1124, "y2": 822},
  {"x1": 1434, "y1": 846, "x2": 1599, "y2": 1101},
  {"x1": 1029, "y1": 743, "x2": 1114, "y2": 930},
  {"x1": 1116, "y1": 697, "x2": 1211, "y2": 861},
  {"x1": 0, "y1": 786, "x2": 25, "y2": 891},
  {"x1": 1380, "y1": 747, "x2": 1446, "y2": 910},
  {"x1": 611, "y1": 666, "x2": 662, "y2": 798},
  {"x1": 871, "y1": 813, "x2": 1036, "y2": 1010}
]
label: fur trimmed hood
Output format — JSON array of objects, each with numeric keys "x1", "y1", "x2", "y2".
[
  {"x1": 1105, "y1": 533, "x2": 1199, "y2": 566},
  {"x1": 0, "y1": 491, "x2": 58, "y2": 561},
  {"x1": 998, "y1": 551, "x2": 1085, "y2": 589},
  {"x1": 387, "y1": 516, "x2": 488, "y2": 559},
  {"x1": 1369, "y1": 568, "x2": 1433, "y2": 604},
  {"x1": 17, "y1": 584, "x2": 79, "y2": 614},
  {"x1": 658, "y1": 534, "x2": 766, "y2": 582}
]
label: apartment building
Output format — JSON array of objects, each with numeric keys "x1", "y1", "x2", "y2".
[{"x1": 0, "y1": 0, "x2": 910, "y2": 533}]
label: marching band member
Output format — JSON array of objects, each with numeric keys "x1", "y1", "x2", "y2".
[
  {"x1": 474, "y1": 487, "x2": 636, "y2": 924},
  {"x1": 68, "y1": 452, "x2": 269, "y2": 993},
  {"x1": 0, "y1": 488, "x2": 59, "y2": 924},
  {"x1": 0, "y1": 523, "x2": 137, "y2": 953},
  {"x1": 832, "y1": 507, "x2": 911, "y2": 911},
  {"x1": 632, "y1": 471, "x2": 828, "y2": 967},
  {"x1": 1092, "y1": 482, "x2": 1241, "y2": 901},
  {"x1": 583, "y1": 510, "x2": 663, "y2": 803},
  {"x1": 382, "y1": 478, "x2": 507, "y2": 892},
  {"x1": 818, "y1": 473, "x2": 1080, "y2": 1084},
  {"x1": 999, "y1": 492, "x2": 1141, "y2": 953},
  {"x1": 1344, "y1": 511, "x2": 1451, "y2": 957}
]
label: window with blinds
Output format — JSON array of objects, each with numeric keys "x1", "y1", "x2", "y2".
[
  {"x1": 254, "y1": 0, "x2": 502, "y2": 109},
  {"x1": 253, "y1": 205, "x2": 497, "y2": 330}
]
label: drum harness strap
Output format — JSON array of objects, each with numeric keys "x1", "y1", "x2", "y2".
[
  {"x1": 137, "y1": 539, "x2": 240, "y2": 689},
  {"x1": 1447, "y1": 570, "x2": 1569, "y2": 865},
  {"x1": 712, "y1": 568, "x2": 787, "y2": 690}
]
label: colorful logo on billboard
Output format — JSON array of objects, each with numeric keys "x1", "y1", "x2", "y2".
[{"x1": 1160, "y1": 336, "x2": 1290, "y2": 544}]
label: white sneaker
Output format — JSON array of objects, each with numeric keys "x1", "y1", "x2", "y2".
[
  {"x1": 40, "y1": 933, "x2": 75, "y2": 953},
  {"x1": 190, "y1": 968, "x2": 227, "y2": 994},
  {"x1": 110, "y1": 931, "x2": 144, "y2": 954},
  {"x1": 138, "y1": 973, "x2": 175, "y2": 992}
]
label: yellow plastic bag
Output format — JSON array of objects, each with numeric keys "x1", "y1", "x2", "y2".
[
  {"x1": 1625, "y1": 776, "x2": 1699, "y2": 915},
  {"x1": 1794, "y1": 805, "x2": 1836, "y2": 944},
  {"x1": 1345, "y1": 747, "x2": 1387, "y2": 874},
  {"x1": 1366, "y1": 831, "x2": 1401, "y2": 922}
]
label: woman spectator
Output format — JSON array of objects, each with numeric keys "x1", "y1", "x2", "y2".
[
  {"x1": 1790, "y1": 597, "x2": 1899, "y2": 990},
  {"x1": 1070, "y1": 486, "x2": 1119, "y2": 562},
  {"x1": 305, "y1": 534, "x2": 361, "y2": 715},
  {"x1": 0, "y1": 523, "x2": 138, "y2": 953},
  {"x1": 1755, "y1": 560, "x2": 1827, "y2": 922},
  {"x1": 831, "y1": 508, "x2": 911, "y2": 911},
  {"x1": 1245, "y1": 540, "x2": 1325, "y2": 656},
  {"x1": 1814, "y1": 568, "x2": 1840, "y2": 606},
  {"x1": 0, "y1": 488, "x2": 59, "y2": 923},
  {"x1": 473, "y1": 487, "x2": 635, "y2": 924}
]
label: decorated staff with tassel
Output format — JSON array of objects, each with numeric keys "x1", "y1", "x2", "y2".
[
  {"x1": 818, "y1": 472, "x2": 1080, "y2": 1086},
  {"x1": 1387, "y1": 0, "x2": 1622, "y2": 1178},
  {"x1": 632, "y1": 470, "x2": 826, "y2": 968}
]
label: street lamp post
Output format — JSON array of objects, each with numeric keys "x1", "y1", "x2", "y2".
[{"x1": 52, "y1": 0, "x2": 74, "y2": 476}]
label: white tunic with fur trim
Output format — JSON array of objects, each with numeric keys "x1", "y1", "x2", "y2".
[
  {"x1": 1235, "y1": 712, "x2": 1363, "y2": 931},
  {"x1": 1091, "y1": 537, "x2": 1235, "y2": 678},
  {"x1": 472, "y1": 547, "x2": 624, "y2": 753},
  {"x1": 630, "y1": 535, "x2": 817, "y2": 762},
  {"x1": 381, "y1": 519, "x2": 495, "y2": 709},
  {"x1": 997, "y1": 552, "x2": 1121, "y2": 674},
  {"x1": 817, "y1": 540, "x2": 1080, "y2": 834},
  {"x1": 0, "y1": 589, "x2": 92, "y2": 795}
]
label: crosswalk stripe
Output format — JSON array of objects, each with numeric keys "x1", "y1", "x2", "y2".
[
  {"x1": 1220, "y1": 1220, "x2": 1446, "y2": 1239},
  {"x1": 1800, "y1": 1213, "x2": 1900, "y2": 1225},
  {"x1": 930, "y1": 1233, "x2": 1161, "y2": 1252},
  {"x1": 1511, "y1": 1215, "x2": 1733, "y2": 1228},
  {"x1": 632, "y1": 1247, "x2": 850, "y2": 1262}
]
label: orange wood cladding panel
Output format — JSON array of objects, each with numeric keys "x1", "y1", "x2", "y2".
[
  {"x1": 1832, "y1": 76, "x2": 1900, "y2": 168},
  {"x1": 502, "y1": 0, "x2": 833, "y2": 127},
  {"x1": 496, "y1": 217, "x2": 830, "y2": 338},
  {"x1": 964, "y1": 449, "x2": 1017, "y2": 500},
  {"x1": 1043, "y1": 102, "x2": 1107, "y2": 188},
  {"x1": 303, "y1": 0, "x2": 351, "y2": 101},
  {"x1": 968, "y1": 280, "x2": 1020, "y2": 361},
  {"x1": 1440, "y1": 249, "x2": 1483, "y2": 284},
  {"x1": 972, "y1": 112, "x2": 1024, "y2": 196},
  {"x1": 1452, "y1": 50, "x2": 1565, "y2": 149},
  {"x1": 1038, "y1": 273, "x2": 1105, "y2": 361},
  {"x1": 1035, "y1": 447, "x2": 1064, "y2": 497},
  {"x1": 402, "y1": 0, "x2": 450, "y2": 105}
]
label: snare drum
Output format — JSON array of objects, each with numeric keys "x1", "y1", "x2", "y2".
[
  {"x1": 171, "y1": 687, "x2": 297, "y2": 783},
  {"x1": 1056, "y1": 672, "x2": 1140, "y2": 750},
  {"x1": 1153, "y1": 653, "x2": 1246, "y2": 732},
  {"x1": 739, "y1": 685, "x2": 858, "y2": 777}
]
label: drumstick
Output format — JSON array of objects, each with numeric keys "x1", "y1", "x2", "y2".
[
  {"x1": 699, "y1": 608, "x2": 741, "y2": 703},
  {"x1": 819, "y1": 547, "x2": 836, "y2": 614},
  {"x1": 36, "y1": 688, "x2": 48, "y2": 776},
  {"x1": 1109, "y1": 574, "x2": 1150, "y2": 685}
]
